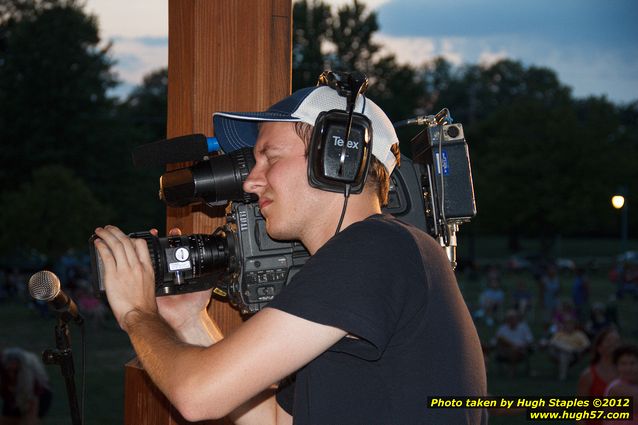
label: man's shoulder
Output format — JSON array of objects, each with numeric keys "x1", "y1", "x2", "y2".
[
  {"x1": 316, "y1": 215, "x2": 408, "y2": 258},
  {"x1": 306, "y1": 215, "x2": 432, "y2": 275},
  {"x1": 344, "y1": 214, "x2": 431, "y2": 244},
  {"x1": 334, "y1": 215, "x2": 433, "y2": 256}
]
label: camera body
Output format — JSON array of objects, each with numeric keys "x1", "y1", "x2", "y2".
[
  {"x1": 90, "y1": 112, "x2": 476, "y2": 315},
  {"x1": 221, "y1": 202, "x2": 309, "y2": 313}
]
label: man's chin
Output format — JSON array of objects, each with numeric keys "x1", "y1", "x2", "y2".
[{"x1": 265, "y1": 222, "x2": 296, "y2": 242}]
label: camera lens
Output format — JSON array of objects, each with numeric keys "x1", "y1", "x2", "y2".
[
  {"x1": 160, "y1": 147, "x2": 256, "y2": 206},
  {"x1": 132, "y1": 231, "x2": 233, "y2": 296}
]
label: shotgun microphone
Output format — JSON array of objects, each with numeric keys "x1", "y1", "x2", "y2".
[
  {"x1": 132, "y1": 133, "x2": 220, "y2": 167},
  {"x1": 28, "y1": 271, "x2": 84, "y2": 325}
]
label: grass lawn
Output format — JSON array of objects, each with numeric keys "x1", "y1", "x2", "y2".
[
  {"x1": 459, "y1": 269, "x2": 638, "y2": 425},
  {"x1": 1, "y1": 260, "x2": 636, "y2": 424},
  {"x1": 0, "y1": 300, "x2": 132, "y2": 425}
]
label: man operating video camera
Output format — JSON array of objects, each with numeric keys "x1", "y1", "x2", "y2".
[{"x1": 93, "y1": 73, "x2": 487, "y2": 424}]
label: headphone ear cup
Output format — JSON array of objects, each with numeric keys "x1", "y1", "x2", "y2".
[{"x1": 307, "y1": 110, "x2": 372, "y2": 194}]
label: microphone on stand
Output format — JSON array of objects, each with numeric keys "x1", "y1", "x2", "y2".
[
  {"x1": 29, "y1": 270, "x2": 85, "y2": 425},
  {"x1": 29, "y1": 271, "x2": 84, "y2": 325}
]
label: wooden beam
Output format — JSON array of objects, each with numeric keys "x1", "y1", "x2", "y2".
[
  {"x1": 124, "y1": 1, "x2": 291, "y2": 423},
  {"x1": 166, "y1": 0, "x2": 292, "y2": 338}
]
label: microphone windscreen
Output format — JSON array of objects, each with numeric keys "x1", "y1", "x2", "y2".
[
  {"x1": 132, "y1": 134, "x2": 210, "y2": 167},
  {"x1": 28, "y1": 271, "x2": 61, "y2": 301}
]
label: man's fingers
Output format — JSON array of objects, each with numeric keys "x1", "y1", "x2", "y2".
[
  {"x1": 95, "y1": 226, "x2": 136, "y2": 269},
  {"x1": 95, "y1": 227, "x2": 127, "y2": 267},
  {"x1": 133, "y1": 238, "x2": 155, "y2": 276},
  {"x1": 106, "y1": 225, "x2": 142, "y2": 267},
  {"x1": 168, "y1": 227, "x2": 182, "y2": 236},
  {"x1": 93, "y1": 239, "x2": 116, "y2": 272},
  {"x1": 150, "y1": 227, "x2": 180, "y2": 237}
]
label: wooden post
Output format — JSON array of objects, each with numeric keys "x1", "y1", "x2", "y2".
[{"x1": 124, "y1": 1, "x2": 291, "y2": 424}]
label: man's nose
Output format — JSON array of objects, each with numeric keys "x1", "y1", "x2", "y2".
[{"x1": 243, "y1": 166, "x2": 265, "y2": 194}]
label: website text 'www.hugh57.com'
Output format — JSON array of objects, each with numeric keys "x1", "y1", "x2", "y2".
[{"x1": 528, "y1": 409, "x2": 631, "y2": 421}]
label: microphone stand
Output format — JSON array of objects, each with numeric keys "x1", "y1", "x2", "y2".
[{"x1": 42, "y1": 318, "x2": 83, "y2": 425}]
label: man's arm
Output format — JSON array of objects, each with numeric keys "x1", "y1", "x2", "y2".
[
  {"x1": 153, "y1": 297, "x2": 291, "y2": 425},
  {"x1": 143, "y1": 232, "x2": 290, "y2": 425},
  {"x1": 228, "y1": 392, "x2": 291, "y2": 425},
  {"x1": 154, "y1": 293, "x2": 290, "y2": 425},
  {"x1": 94, "y1": 225, "x2": 344, "y2": 423},
  {"x1": 123, "y1": 306, "x2": 342, "y2": 422}
]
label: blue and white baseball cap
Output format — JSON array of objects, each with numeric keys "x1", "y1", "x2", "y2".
[{"x1": 212, "y1": 86, "x2": 399, "y2": 173}]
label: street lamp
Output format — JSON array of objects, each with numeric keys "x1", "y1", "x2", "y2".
[
  {"x1": 611, "y1": 195, "x2": 625, "y2": 210},
  {"x1": 611, "y1": 189, "x2": 628, "y2": 253}
]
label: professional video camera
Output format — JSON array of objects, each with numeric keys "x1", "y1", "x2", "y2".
[{"x1": 90, "y1": 110, "x2": 476, "y2": 315}]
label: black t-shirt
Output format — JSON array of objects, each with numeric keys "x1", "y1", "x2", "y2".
[{"x1": 268, "y1": 214, "x2": 487, "y2": 425}]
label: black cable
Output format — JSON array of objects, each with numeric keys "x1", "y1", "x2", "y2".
[
  {"x1": 80, "y1": 322, "x2": 86, "y2": 425},
  {"x1": 392, "y1": 116, "x2": 428, "y2": 129},
  {"x1": 392, "y1": 118, "x2": 417, "y2": 128},
  {"x1": 393, "y1": 110, "x2": 452, "y2": 129},
  {"x1": 335, "y1": 184, "x2": 351, "y2": 235},
  {"x1": 436, "y1": 125, "x2": 449, "y2": 246}
]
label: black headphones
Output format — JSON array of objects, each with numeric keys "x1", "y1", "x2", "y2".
[{"x1": 307, "y1": 71, "x2": 373, "y2": 194}]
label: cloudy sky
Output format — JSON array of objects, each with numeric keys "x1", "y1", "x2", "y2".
[{"x1": 85, "y1": 0, "x2": 638, "y2": 104}]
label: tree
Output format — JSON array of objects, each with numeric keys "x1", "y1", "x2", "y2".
[
  {"x1": 0, "y1": 0, "x2": 118, "y2": 192},
  {"x1": 113, "y1": 68, "x2": 169, "y2": 233},
  {"x1": 292, "y1": 0, "x2": 425, "y2": 123},
  {"x1": 0, "y1": 0, "x2": 71, "y2": 27},
  {"x1": 292, "y1": 0, "x2": 332, "y2": 90},
  {"x1": 326, "y1": 0, "x2": 380, "y2": 73},
  {"x1": 291, "y1": 2, "x2": 638, "y2": 247},
  {"x1": 446, "y1": 60, "x2": 638, "y2": 249},
  {"x1": 120, "y1": 67, "x2": 168, "y2": 143},
  {"x1": 0, "y1": 0, "x2": 168, "y2": 238},
  {"x1": 0, "y1": 165, "x2": 111, "y2": 258}
]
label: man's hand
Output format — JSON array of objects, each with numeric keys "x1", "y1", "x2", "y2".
[{"x1": 94, "y1": 225, "x2": 158, "y2": 331}]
